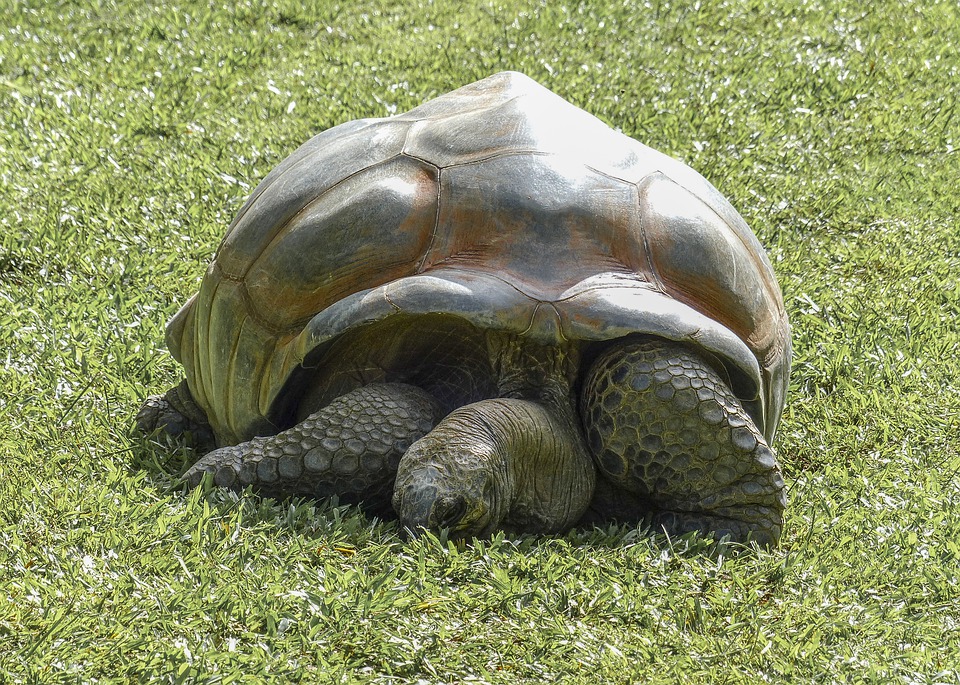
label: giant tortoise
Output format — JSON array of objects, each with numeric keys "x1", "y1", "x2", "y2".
[{"x1": 138, "y1": 71, "x2": 791, "y2": 545}]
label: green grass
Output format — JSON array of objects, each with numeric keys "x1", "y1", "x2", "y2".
[{"x1": 2, "y1": 0, "x2": 959, "y2": 682}]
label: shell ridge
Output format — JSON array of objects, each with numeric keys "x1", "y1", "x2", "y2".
[
  {"x1": 238, "y1": 279, "x2": 286, "y2": 335},
  {"x1": 398, "y1": 93, "x2": 526, "y2": 134},
  {"x1": 418, "y1": 262, "x2": 542, "y2": 306},
  {"x1": 164, "y1": 293, "x2": 196, "y2": 362},
  {"x1": 687, "y1": 184, "x2": 785, "y2": 360},
  {"x1": 188, "y1": 297, "x2": 207, "y2": 414},
  {"x1": 174, "y1": 299, "x2": 208, "y2": 419}
]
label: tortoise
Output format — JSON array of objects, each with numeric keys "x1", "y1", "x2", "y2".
[{"x1": 138, "y1": 71, "x2": 791, "y2": 545}]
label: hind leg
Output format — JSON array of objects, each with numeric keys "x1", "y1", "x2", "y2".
[
  {"x1": 581, "y1": 339, "x2": 786, "y2": 546},
  {"x1": 137, "y1": 380, "x2": 216, "y2": 453}
]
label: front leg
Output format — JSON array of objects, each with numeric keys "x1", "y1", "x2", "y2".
[
  {"x1": 183, "y1": 383, "x2": 442, "y2": 512},
  {"x1": 581, "y1": 339, "x2": 787, "y2": 546}
]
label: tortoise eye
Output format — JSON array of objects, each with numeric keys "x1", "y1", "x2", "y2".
[{"x1": 432, "y1": 495, "x2": 468, "y2": 529}]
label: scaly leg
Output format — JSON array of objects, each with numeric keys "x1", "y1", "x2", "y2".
[
  {"x1": 183, "y1": 383, "x2": 442, "y2": 513},
  {"x1": 136, "y1": 380, "x2": 216, "y2": 453},
  {"x1": 581, "y1": 339, "x2": 786, "y2": 546}
]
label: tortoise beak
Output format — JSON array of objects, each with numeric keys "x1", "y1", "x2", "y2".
[
  {"x1": 394, "y1": 464, "x2": 475, "y2": 537},
  {"x1": 397, "y1": 483, "x2": 469, "y2": 537},
  {"x1": 396, "y1": 482, "x2": 437, "y2": 536},
  {"x1": 394, "y1": 461, "x2": 496, "y2": 539}
]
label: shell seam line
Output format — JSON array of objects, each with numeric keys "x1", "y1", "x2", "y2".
[
  {"x1": 518, "y1": 302, "x2": 569, "y2": 343},
  {"x1": 439, "y1": 149, "x2": 557, "y2": 171},
  {"x1": 768, "y1": 320, "x2": 790, "y2": 367},
  {"x1": 640, "y1": 174, "x2": 782, "y2": 368},
  {"x1": 395, "y1": 95, "x2": 513, "y2": 129},
  {"x1": 382, "y1": 288, "x2": 403, "y2": 313},
  {"x1": 201, "y1": 272, "x2": 222, "y2": 411},
  {"x1": 518, "y1": 302, "x2": 543, "y2": 339},
  {"x1": 665, "y1": 175, "x2": 784, "y2": 304},
  {"x1": 415, "y1": 263, "x2": 543, "y2": 308},
  {"x1": 411, "y1": 155, "x2": 443, "y2": 274},
  {"x1": 223, "y1": 312, "x2": 247, "y2": 439},
  {"x1": 407, "y1": 148, "x2": 655, "y2": 181},
  {"x1": 551, "y1": 276, "x2": 658, "y2": 303},
  {"x1": 222, "y1": 144, "x2": 318, "y2": 237},
  {"x1": 210, "y1": 262, "x2": 290, "y2": 337},
  {"x1": 238, "y1": 281, "x2": 289, "y2": 336},
  {"x1": 585, "y1": 163, "x2": 650, "y2": 186},
  {"x1": 634, "y1": 172, "x2": 669, "y2": 297},
  {"x1": 256, "y1": 336, "x2": 283, "y2": 432}
]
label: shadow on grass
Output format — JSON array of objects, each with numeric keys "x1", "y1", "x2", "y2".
[{"x1": 128, "y1": 427, "x2": 764, "y2": 562}]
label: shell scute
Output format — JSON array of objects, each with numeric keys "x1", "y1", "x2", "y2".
[
  {"x1": 402, "y1": 72, "x2": 664, "y2": 184},
  {"x1": 425, "y1": 154, "x2": 649, "y2": 298},
  {"x1": 243, "y1": 155, "x2": 439, "y2": 330},
  {"x1": 202, "y1": 279, "x2": 279, "y2": 441},
  {"x1": 214, "y1": 118, "x2": 410, "y2": 280},
  {"x1": 639, "y1": 174, "x2": 780, "y2": 356}
]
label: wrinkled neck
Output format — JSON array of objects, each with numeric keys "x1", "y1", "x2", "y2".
[
  {"x1": 454, "y1": 394, "x2": 593, "y2": 533},
  {"x1": 485, "y1": 331, "x2": 579, "y2": 406},
  {"x1": 482, "y1": 397, "x2": 594, "y2": 534},
  {"x1": 393, "y1": 395, "x2": 595, "y2": 537},
  {"x1": 394, "y1": 332, "x2": 594, "y2": 537}
]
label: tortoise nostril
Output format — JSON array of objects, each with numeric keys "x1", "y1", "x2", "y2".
[{"x1": 431, "y1": 496, "x2": 467, "y2": 529}]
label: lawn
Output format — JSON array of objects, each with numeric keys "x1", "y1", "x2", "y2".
[{"x1": 2, "y1": 0, "x2": 959, "y2": 682}]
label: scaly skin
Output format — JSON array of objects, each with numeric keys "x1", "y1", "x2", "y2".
[
  {"x1": 173, "y1": 332, "x2": 597, "y2": 537},
  {"x1": 136, "y1": 380, "x2": 216, "y2": 453},
  {"x1": 581, "y1": 339, "x2": 786, "y2": 546},
  {"x1": 142, "y1": 332, "x2": 783, "y2": 545},
  {"x1": 390, "y1": 333, "x2": 595, "y2": 537},
  {"x1": 182, "y1": 384, "x2": 442, "y2": 513}
]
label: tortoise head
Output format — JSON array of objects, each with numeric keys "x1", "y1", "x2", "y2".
[{"x1": 392, "y1": 430, "x2": 509, "y2": 540}]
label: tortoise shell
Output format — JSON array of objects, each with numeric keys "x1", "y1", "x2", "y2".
[{"x1": 165, "y1": 71, "x2": 790, "y2": 447}]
